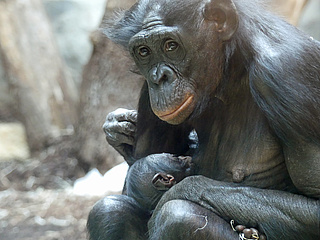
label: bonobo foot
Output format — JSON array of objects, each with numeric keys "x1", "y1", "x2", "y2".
[
  {"x1": 231, "y1": 220, "x2": 267, "y2": 240},
  {"x1": 103, "y1": 108, "x2": 137, "y2": 165}
]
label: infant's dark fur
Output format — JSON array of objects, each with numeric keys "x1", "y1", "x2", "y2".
[{"x1": 126, "y1": 153, "x2": 193, "y2": 211}]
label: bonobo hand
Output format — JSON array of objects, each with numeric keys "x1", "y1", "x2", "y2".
[{"x1": 103, "y1": 108, "x2": 137, "y2": 165}]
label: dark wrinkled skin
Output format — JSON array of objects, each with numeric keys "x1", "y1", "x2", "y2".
[{"x1": 88, "y1": 0, "x2": 320, "y2": 239}]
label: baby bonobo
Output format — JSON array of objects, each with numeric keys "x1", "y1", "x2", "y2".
[{"x1": 125, "y1": 153, "x2": 193, "y2": 212}]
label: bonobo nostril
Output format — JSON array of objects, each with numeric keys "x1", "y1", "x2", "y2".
[{"x1": 149, "y1": 65, "x2": 175, "y2": 85}]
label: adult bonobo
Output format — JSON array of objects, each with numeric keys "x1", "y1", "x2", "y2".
[{"x1": 88, "y1": 0, "x2": 320, "y2": 239}]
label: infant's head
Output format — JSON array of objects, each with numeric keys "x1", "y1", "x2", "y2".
[{"x1": 126, "y1": 153, "x2": 193, "y2": 211}]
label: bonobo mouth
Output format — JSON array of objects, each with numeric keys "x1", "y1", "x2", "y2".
[{"x1": 157, "y1": 95, "x2": 194, "y2": 124}]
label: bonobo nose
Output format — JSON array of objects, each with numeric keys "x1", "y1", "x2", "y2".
[{"x1": 150, "y1": 65, "x2": 175, "y2": 85}]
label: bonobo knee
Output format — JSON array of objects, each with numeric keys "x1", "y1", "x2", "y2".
[
  {"x1": 87, "y1": 195, "x2": 150, "y2": 240},
  {"x1": 158, "y1": 200, "x2": 191, "y2": 223},
  {"x1": 150, "y1": 200, "x2": 206, "y2": 239},
  {"x1": 150, "y1": 200, "x2": 239, "y2": 240}
]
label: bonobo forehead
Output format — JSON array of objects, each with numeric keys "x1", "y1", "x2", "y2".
[
  {"x1": 129, "y1": 0, "x2": 204, "y2": 48},
  {"x1": 129, "y1": 26, "x2": 180, "y2": 47},
  {"x1": 138, "y1": 0, "x2": 203, "y2": 30}
]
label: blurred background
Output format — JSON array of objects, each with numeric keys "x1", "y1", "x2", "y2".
[{"x1": 0, "y1": 0, "x2": 319, "y2": 239}]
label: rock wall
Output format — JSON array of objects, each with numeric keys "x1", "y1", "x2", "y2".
[{"x1": 43, "y1": 0, "x2": 108, "y2": 86}]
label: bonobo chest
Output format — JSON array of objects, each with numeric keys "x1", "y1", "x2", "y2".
[{"x1": 193, "y1": 99, "x2": 293, "y2": 190}]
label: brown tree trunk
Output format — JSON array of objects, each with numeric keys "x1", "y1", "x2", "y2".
[
  {"x1": 75, "y1": 0, "x2": 143, "y2": 172},
  {"x1": 0, "y1": 0, "x2": 77, "y2": 151}
]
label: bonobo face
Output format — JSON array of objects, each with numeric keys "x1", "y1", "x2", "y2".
[
  {"x1": 129, "y1": 25, "x2": 196, "y2": 125},
  {"x1": 128, "y1": 0, "x2": 239, "y2": 125}
]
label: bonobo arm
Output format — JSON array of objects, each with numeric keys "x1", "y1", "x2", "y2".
[
  {"x1": 283, "y1": 141, "x2": 320, "y2": 199},
  {"x1": 150, "y1": 176, "x2": 319, "y2": 240}
]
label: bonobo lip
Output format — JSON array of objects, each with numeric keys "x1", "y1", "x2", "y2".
[{"x1": 158, "y1": 95, "x2": 194, "y2": 123}]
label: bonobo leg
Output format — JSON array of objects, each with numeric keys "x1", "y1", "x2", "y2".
[
  {"x1": 149, "y1": 200, "x2": 239, "y2": 240},
  {"x1": 87, "y1": 195, "x2": 150, "y2": 240},
  {"x1": 152, "y1": 176, "x2": 320, "y2": 240}
]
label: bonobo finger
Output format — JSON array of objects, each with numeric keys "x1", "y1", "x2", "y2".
[
  {"x1": 106, "y1": 132, "x2": 135, "y2": 146},
  {"x1": 103, "y1": 121, "x2": 116, "y2": 136},
  {"x1": 124, "y1": 110, "x2": 138, "y2": 123},
  {"x1": 118, "y1": 122, "x2": 136, "y2": 135},
  {"x1": 109, "y1": 108, "x2": 137, "y2": 123},
  {"x1": 103, "y1": 121, "x2": 135, "y2": 137}
]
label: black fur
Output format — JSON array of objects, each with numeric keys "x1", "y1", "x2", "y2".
[
  {"x1": 229, "y1": 0, "x2": 320, "y2": 144},
  {"x1": 89, "y1": 0, "x2": 320, "y2": 239}
]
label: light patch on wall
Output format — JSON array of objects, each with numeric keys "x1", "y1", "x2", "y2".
[{"x1": 0, "y1": 123, "x2": 30, "y2": 161}]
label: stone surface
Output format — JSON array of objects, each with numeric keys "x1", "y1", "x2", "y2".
[
  {"x1": 43, "y1": 0, "x2": 107, "y2": 85},
  {"x1": 0, "y1": 123, "x2": 30, "y2": 161}
]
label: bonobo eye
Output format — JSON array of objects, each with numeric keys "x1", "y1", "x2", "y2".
[
  {"x1": 137, "y1": 46, "x2": 151, "y2": 57},
  {"x1": 164, "y1": 40, "x2": 179, "y2": 52}
]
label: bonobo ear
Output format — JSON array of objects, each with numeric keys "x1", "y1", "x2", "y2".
[
  {"x1": 203, "y1": 0, "x2": 239, "y2": 40},
  {"x1": 152, "y1": 173, "x2": 176, "y2": 191}
]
